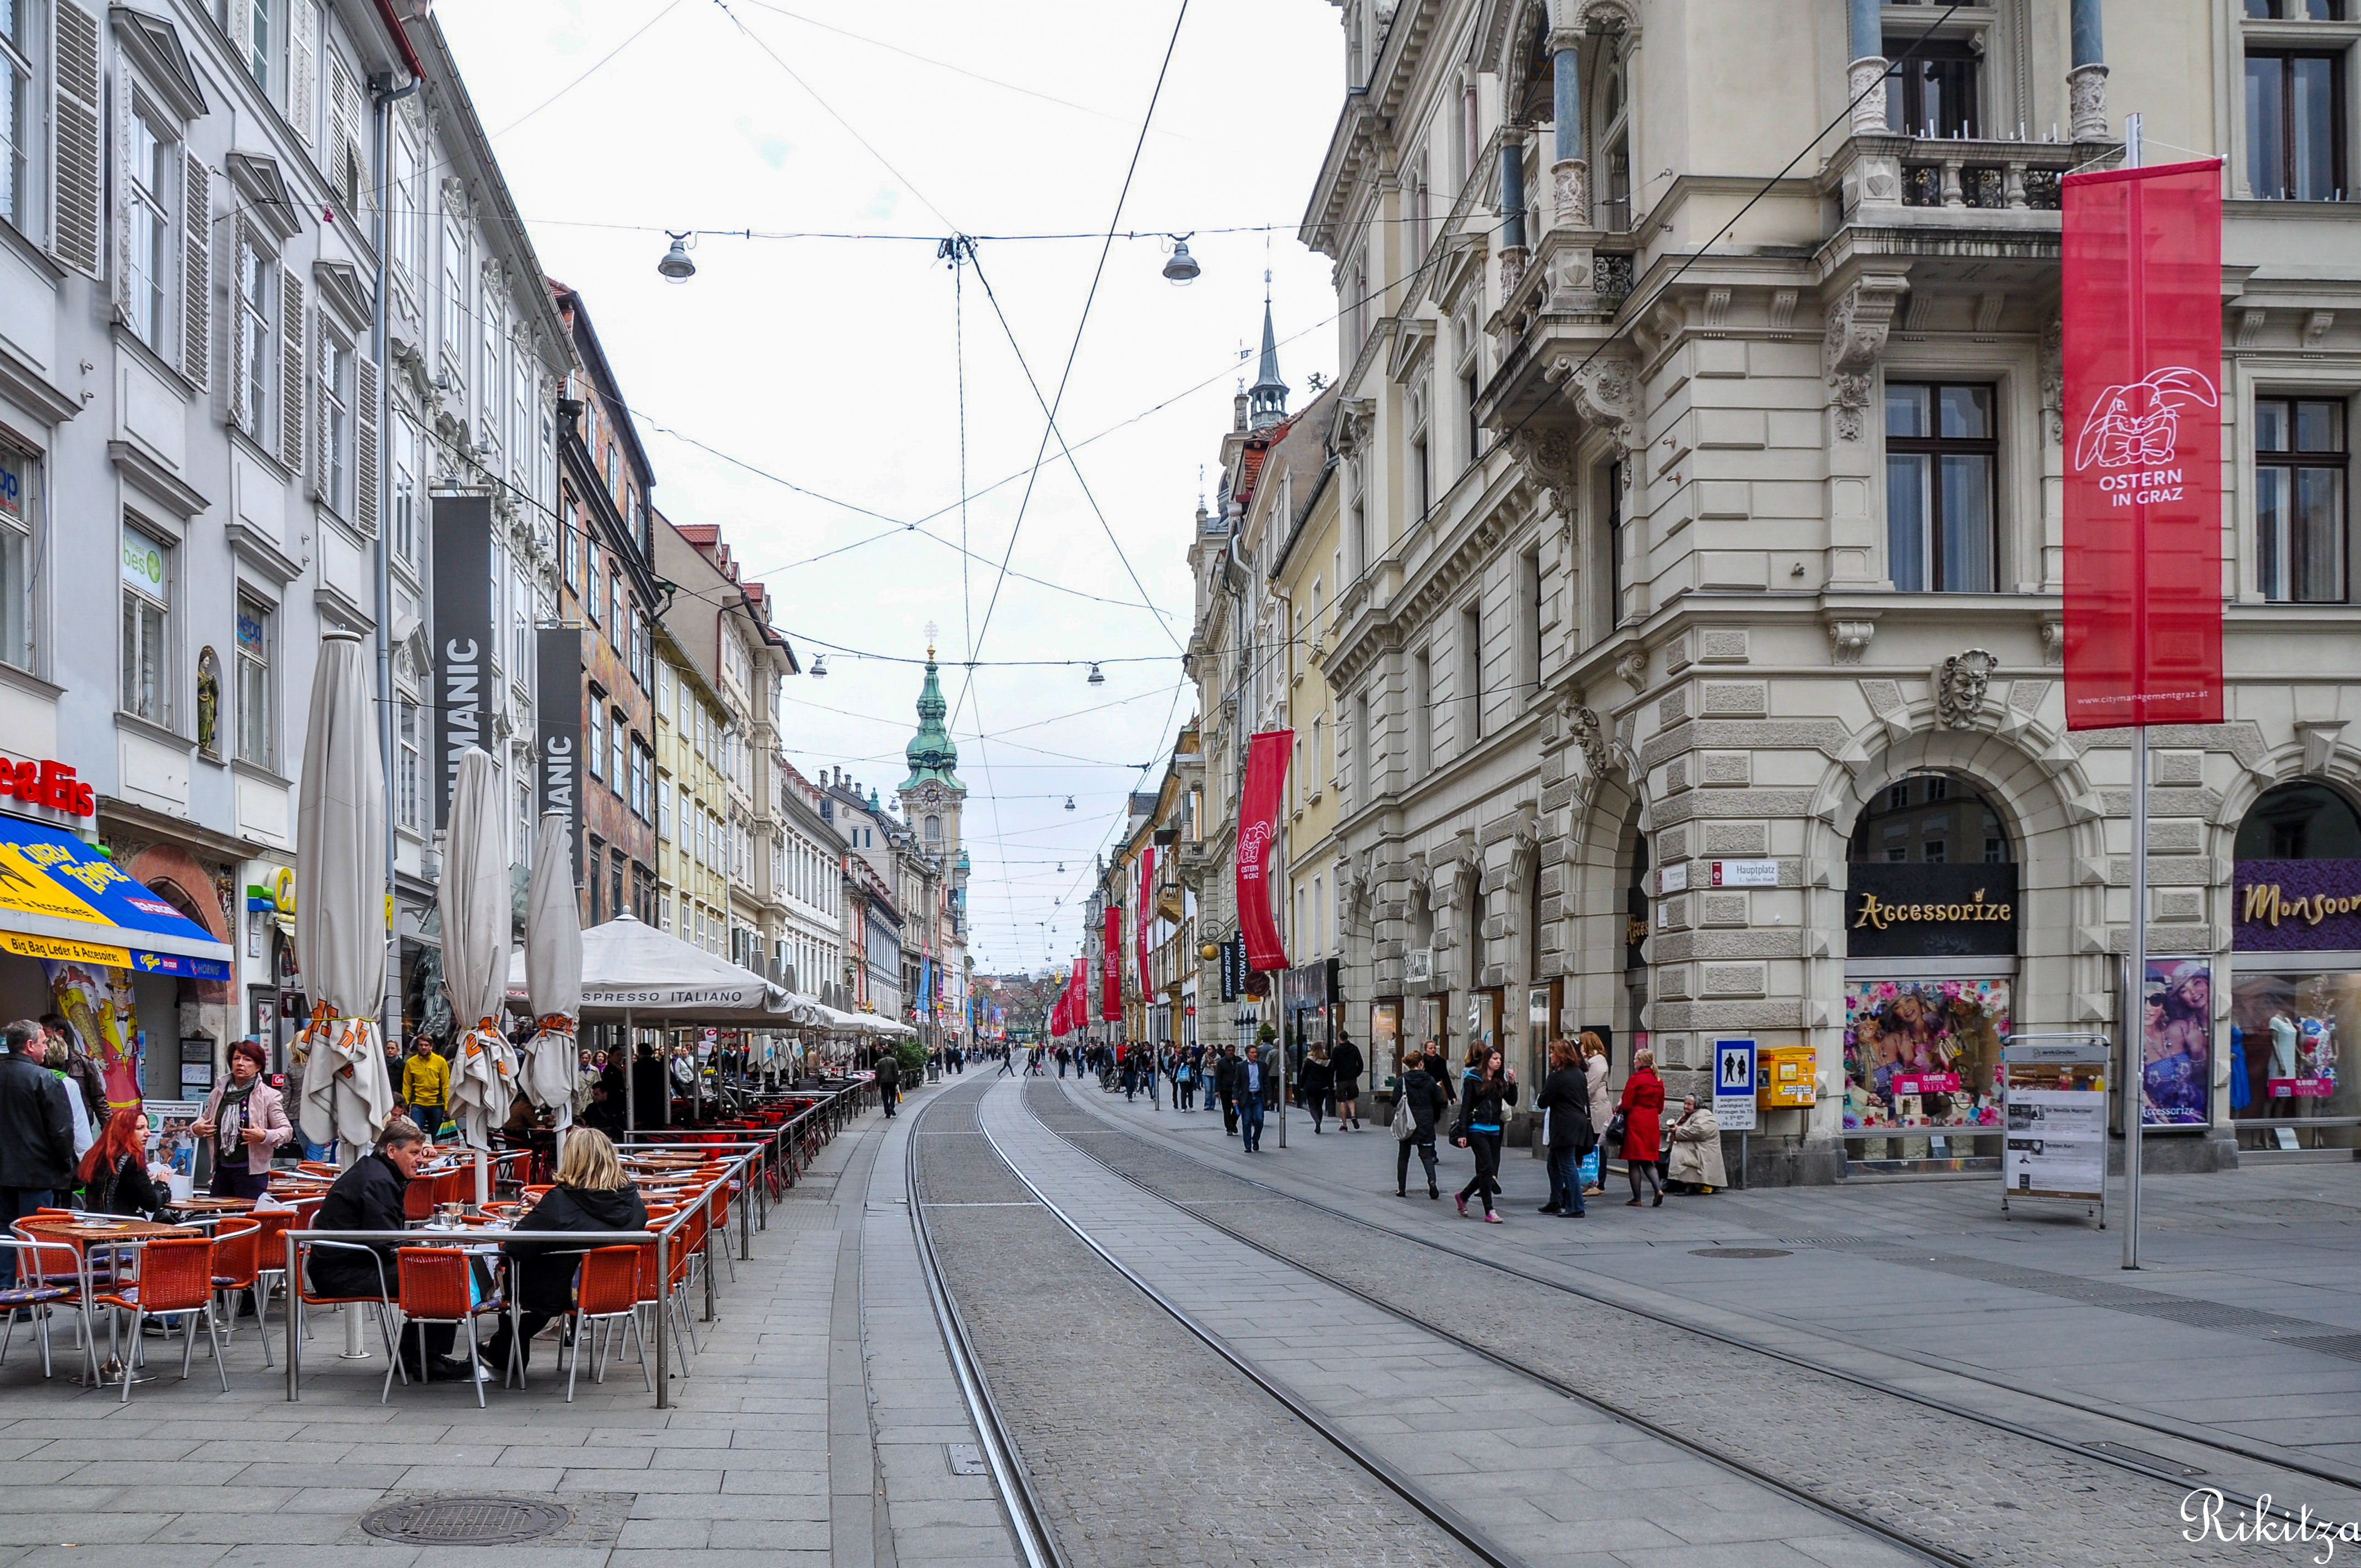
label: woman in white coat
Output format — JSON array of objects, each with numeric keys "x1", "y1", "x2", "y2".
[
  {"x1": 1579, "y1": 1033, "x2": 1612, "y2": 1196},
  {"x1": 1664, "y1": 1095, "x2": 1729, "y2": 1194}
]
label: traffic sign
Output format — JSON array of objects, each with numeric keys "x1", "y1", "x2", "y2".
[{"x1": 1713, "y1": 1037, "x2": 1758, "y2": 1131}]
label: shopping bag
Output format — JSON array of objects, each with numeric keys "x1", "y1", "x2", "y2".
[{"x1": 1579, "y1": 1149, "x2": 1601, "y2": 1188}]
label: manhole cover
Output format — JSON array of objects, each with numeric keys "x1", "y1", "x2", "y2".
[
  {"x1": 1689, "y1": 1247, "x2": 1792, "y2": 1259},
  {"x1": 360, "y1": 1496, "x2": 572, "y2": 1545}
]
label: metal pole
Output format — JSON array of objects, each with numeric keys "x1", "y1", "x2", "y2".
[
  {"x1": 654, "y1": 1231, "x2": 670, "y2": 1407},
  {"x1": 2125, "y1": 725, "x2": 2147, "y2": 1268},
  {"x1": 1276, "y1": 970, "x2": 1287, "y2": 1148},
  {"x1": 624, "y1": 1008, "x2": 635, "y2": 1136}
]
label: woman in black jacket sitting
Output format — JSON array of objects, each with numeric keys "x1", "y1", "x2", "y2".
[{"x1": 482, "y1": 1126, "x2": 648, "y2": 1373}]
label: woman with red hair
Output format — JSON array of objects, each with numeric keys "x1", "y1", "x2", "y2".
[{"x1": 78, "y1": 1107, "x2": 161, "y2": 1217}]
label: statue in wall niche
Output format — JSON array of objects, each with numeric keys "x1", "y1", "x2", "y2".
[{"x1": 195, "y1": 648, "x2": 221, "y2": 760}]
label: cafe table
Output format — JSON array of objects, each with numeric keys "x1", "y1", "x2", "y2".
[{"x1": 25, "y1": 1219, "x2": 207, "y2": 1385}]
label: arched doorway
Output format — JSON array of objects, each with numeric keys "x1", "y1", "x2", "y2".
[
  {"x1": 1841, "y1": 771, "x2": 2018, "y2": 1166},
  {"x1": 2229, "y1": 781, "x2": 2361, "y2": 1150}
]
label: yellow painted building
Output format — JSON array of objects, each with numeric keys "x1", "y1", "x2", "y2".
[{"x1": 654, "y1": 634, "x2": 731, "y2": 955}]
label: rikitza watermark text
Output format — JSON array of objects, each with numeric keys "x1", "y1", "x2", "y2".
[{"x1": 2184, "y1": 1490, "x2": 2361, "y2": 1564}]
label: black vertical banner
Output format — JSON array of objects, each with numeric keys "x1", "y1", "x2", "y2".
[
  {"x1": 431, "y1": 495, "x2": 494, "y2": 829},
  {"x1": 536, "y1": 625, "x2": 584, "y2": 884}
]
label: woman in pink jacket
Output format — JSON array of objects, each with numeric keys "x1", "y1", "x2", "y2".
[{"x1": 189, "y1": 1039, "x2": 291, "y2": 1199}]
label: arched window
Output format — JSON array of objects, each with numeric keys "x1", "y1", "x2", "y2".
[
  {"x1": 2235, "y1": 781, "x2": 2361, "y2": 859},
  {"x1": 925, "y1": 814, "x2": 941, "y2": 843},
  {"x1": 1849, "y1": 772, "x2": 2012, "y2": 864}
]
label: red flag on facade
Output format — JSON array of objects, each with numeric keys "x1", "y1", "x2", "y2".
[
  {"x1": 1068, "y1": 954, "x2": 1087, "y2": 1035},
  {"x1": 1101, "y1": 905, "x2": 1121, "y2": 1021},
  {"x1": 1237, "y1": 729, "x2": 1293, "y2": 972},
  {"x1": 1136, "y1": 845, "x2": 1155, "y2": 1010},
  {"x1": 2061, "y1": 159, "x2": 2225, "y2": 731}
]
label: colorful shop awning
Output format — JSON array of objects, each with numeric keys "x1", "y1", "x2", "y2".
[{"x1": 0, "y1": 813, "x2": 236, "y2": 979}]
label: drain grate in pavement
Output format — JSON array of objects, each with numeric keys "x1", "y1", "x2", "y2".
[
  {"x1": 360, "y1": 1496, "x2": 572, "y2": 1545},
  {"x1": 1689, "y1": 1247, "x2": 1792, "y2": 1259},
  {"x1": 2083, "y1": 1440, "x2": 2207, "y2": 1477}
]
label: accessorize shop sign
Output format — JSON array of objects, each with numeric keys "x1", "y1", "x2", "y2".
[
  {"x1": 2232, "y1": 860, "x2": 2361, "y2": 951},
  {"x1": 1845, "y1": 863, "x2": 2020, "y2": 959}
]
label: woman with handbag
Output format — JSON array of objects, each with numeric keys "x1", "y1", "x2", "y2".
[
  {"x1": 1298, "y1": 1047, "x2": 1334, "y2": 1133},
  {"x1": 1580, "y1": 1033, "x2": 1613, "y2": 1196},
  {"x1": 1532, "y1": 1039, "x2": 1593, "y2": 1217},
  {"x1": 1616, "y1": 1046, "x2": 1667, "y2": 1206},
  {"x1": 1451, "y1": 1047, "x2": 1517, "y2": 1222}
]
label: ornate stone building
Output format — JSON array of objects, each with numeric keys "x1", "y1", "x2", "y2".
[{"x1": 1303, "y1": 0, "x2": 2361, "y2": 1179}]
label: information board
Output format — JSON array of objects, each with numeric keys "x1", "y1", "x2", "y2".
[
  {"x1": 1713, "y1": 1037, "x2": 1757, "y2": 1132},
  {"x1": 2001, "y1": 1040, "x2": 2108, "y2": 1207}
]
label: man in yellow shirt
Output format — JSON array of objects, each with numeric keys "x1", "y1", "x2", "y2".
[{"x1": 402, "y1": 1036, "x2": 450, "y2": 1135}]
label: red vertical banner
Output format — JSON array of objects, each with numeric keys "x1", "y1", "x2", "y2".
[
  {"x1": 2062, "y1": 159, "x2": 2225, "y2": 731},
  {"x1": 1136, "y1": 845, "x2": 1156, "y2": 1011},
  {"x1": 1237, "y1": 729, "x2": 1294, "y2": 972},
  {"x1": 1069, "y1": 954, "x2": 1087, "y2": 1035},
  {"x1": 1100, "y1": 905, "x2": 1121, "y2": 1021},
  {"x1": 1051, "y1": 990, "x2": 1065, "y2": 1037}
]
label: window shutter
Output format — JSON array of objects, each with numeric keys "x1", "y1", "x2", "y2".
[
  {"x1": 329, "y1": 53, "x2": 362, "y2": 214},
  {"x1": 50, "y1": 0, "x2": 104, "y2": 276},
  {"x1": 181, "y1": 154, "x2": 210, "y2": 390},
  {"x1": 278, "y1": 268, "x2": 305, "y2": 472},
  {"x1": 289, "y1": 0, "x2": 318, "y2": 149},
  {"x1": 356, "y1": 355, "x2": 380, "y2": 535},
  {"x1": 311, "y1": 317, "x2": 327, "y2": 499},
  {"x1": 221, "y1": 230, "x2": 247, "y2": 428}
]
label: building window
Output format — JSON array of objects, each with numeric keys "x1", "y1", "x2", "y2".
[
  {"x1": 630, "y1": 738, "x2": 650, "y2": 820},
  {"x1": 390, "y1": 417, "x2": 418, "y2": 568},
  {"x1": 0, "y1": 438, "x2": 35, "y2": 672},
  {"x1": 233, "y1": 241, "x2": 270, "y2": 433},
  {"x1": 439, "y1": 219, "x2": 465, "y2": 363},
  {"x1": 2247, "y1": 48, "x2": 2345, "y2": 200},
  {"x1": 389, "y1": 131, "x2": 420, "y2": 283},
  {"x1": 1595, "y1": 57, "x2": 1631, "y2": 233},
  {"x1": 121, "y1": 522, "x2": 171, "y2": 722},
  {"x1": 1885, "y1": 39, "x2": 1979, "y2": 138},
  {"x1": 658, "y1": 775, "x2": 672, "y2": 842},
  {"x1": 0, "y1": 1, "x2": 30, "y2": 232},
  {"x1": 610, "y1": 852, "x2": 625, "y2": 928},
  {"x1": 125, "y1": 106, "x2": 172, "y2": 350},
  {"x1": 320, "y1": 331, "x2": 352, "y2": 515},
  {"x1": 1885, "y1": 383, "x2": 1996, "y2": 593},
  {"x1": 396, "y1": 696, "x2": 421, "y2": 829},
  {"x1": 234, "y1": 594, "x2": 272, "y2": 766},
  {"x1": 561, "y1": 499, "x2": 579, "y2": 592},
  {"x1": 2246, "y1": 2, "x2": 2347, "y2": 21},
  {"x1": 1459, "y1": 601, "x2": 1482, "y2": 747},
  {"x1": 606, "y1": 569, "x2": 621, "y2": 645},
  {"x1": 610, "y1": 706, "x2": 626, "y2": 797},
  {"x1": 587, "y1": 690, "x2": 606, "y2": 779},
  {"x1": 2256, "y1": 395, "x2": 2348, "y2": 601}
]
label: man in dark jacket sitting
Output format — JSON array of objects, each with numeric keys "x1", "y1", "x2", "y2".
[
  {"x1": 308, "y1": 1115, "x2": 472, "y2": 1382},
  {"x1": 0, "y1": 1019, "x2": 74, "y2": 1289}
]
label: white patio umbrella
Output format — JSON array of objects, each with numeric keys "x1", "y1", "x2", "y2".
[
  {"x1": 439, "y1": 748, "x2": 515, "y2": 1195},
  {"x1": 290, "y1": 631, "x2": 392, "y2": 1155},
  {"x1": 520, "y1": 813, "x2": 581, "y2": 1130}
]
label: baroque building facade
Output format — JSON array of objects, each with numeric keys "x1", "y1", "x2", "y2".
[{"x1": 1301, "y1": 0, "x2": 2361, "y2": 1179}]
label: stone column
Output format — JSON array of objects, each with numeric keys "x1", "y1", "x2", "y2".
[
  {"x1": 1551, "y1": 37, "x2": 1587, "y2": 230},
  {"x1": 2068, "y1": 0, "x2": 2109, "y2": 143},
  {"x1": 1847, "y1": 0, "x2": 1887, "y2": 137},
  {"x1": 1499, "y1": 134, "x2": 1530, "y2": 293}
]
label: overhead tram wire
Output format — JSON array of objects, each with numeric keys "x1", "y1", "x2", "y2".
[
  {"x1": 950, "y1": 0, "x2": 1194, "y2": 737},
  {"x1": 489, "y1": 0, "x2": 687, "y2": 138}
]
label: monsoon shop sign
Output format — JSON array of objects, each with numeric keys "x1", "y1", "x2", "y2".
[{"x1": 2233, "y1": 861, "x2": 2361, "y2": 952}]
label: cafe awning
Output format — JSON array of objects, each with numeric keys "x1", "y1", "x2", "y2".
[{"x1": 0, "y1": 813, "x2": 236, "y2": 978}]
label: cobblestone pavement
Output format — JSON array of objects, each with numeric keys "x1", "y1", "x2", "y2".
[
  {"x1": 1025, "y1": 1081, "x2": 2327, "y2": 1566},
  {"x1": 914, "y1": 1078, "x2": 1487, "y2": 1567}
]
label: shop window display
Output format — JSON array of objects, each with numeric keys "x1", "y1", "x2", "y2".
[
  {"x1": 1842, "y1": 978, "x2": 2009, "y2": 1130},
  {"x1": 2140, "y1": 959, "x2": 2212, "y2": 1126},
  {"x1": 2228, "y1": 971, "x2": 2355, "y2": 1142}
]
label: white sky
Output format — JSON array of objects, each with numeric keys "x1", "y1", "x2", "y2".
[{"x1": 438, "y1": 0, "x2": 1345, "y2": 975}]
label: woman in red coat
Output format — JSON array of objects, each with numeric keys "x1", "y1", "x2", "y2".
[{"x1": 1616, "y1": 1046, "x2": 1667, "y2": 1207}]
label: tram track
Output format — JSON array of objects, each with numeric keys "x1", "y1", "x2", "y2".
[
  {"x1": 904, "y1": 1080, "x2": 1504, "y2": 1568},
  {"x1": 1027, "y1": 1080, "x2": 2334, "y2": 1566}
]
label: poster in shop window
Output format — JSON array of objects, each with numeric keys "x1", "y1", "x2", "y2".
[
  {"x1": 2139, "y1": 957, "x2": 2211, "y2": 1126},
  {"x1": 1841, "y1": 979, "x2": 2009, "y2": 1132}
]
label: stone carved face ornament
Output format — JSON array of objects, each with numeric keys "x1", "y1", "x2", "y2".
[
  {"x1": 1937, "y1": 649, "x2": 1999, "y2": 729},
  {"x1": 1568, "y1": 704, "x2": 1613, "y2": 786}
]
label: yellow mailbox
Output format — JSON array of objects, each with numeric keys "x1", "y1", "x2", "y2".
[{"x1": 1758, "y1": 1046, "x2": 1818, "y2": 1108}]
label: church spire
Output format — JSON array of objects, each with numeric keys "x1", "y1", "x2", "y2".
[
  {"x1": 899, "y1": 628, "x2": 964, "y2": 793},
  {"x1": 1248, "y1": 273, "x2": 1287, "y2": 429}
]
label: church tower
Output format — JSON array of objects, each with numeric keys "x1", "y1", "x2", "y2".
[{"x1": 898, "y1": 633, "x2": 965, "y2": 863}]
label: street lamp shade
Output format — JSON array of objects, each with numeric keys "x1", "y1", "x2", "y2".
[
  {"x1": 658, "y1": 233, "x2": 697, "y2": 282},
  {"x1": 1064, "y1": 796, "x2": 1076, "y2": 810},
  {"x1": 1086, "y1": 662, "x2": 1105, "y2": 685},
  {"x1": 810, "y1": 655, "x2": 828, "y2": 679},
  {"x1": 1162, "y1": 236, "x2": 1201, "y2": 285}
]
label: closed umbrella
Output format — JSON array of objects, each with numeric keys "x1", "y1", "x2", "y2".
[
  {"x1": 291, "y1": 631, "x2": 391, "y2": 1154},
  {"x1": 521, "y1": 812, "x2": 581, "y2": 1130},
  {"x1": 439, "y1": 748, "x2": 515, "y2": 1190}
]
